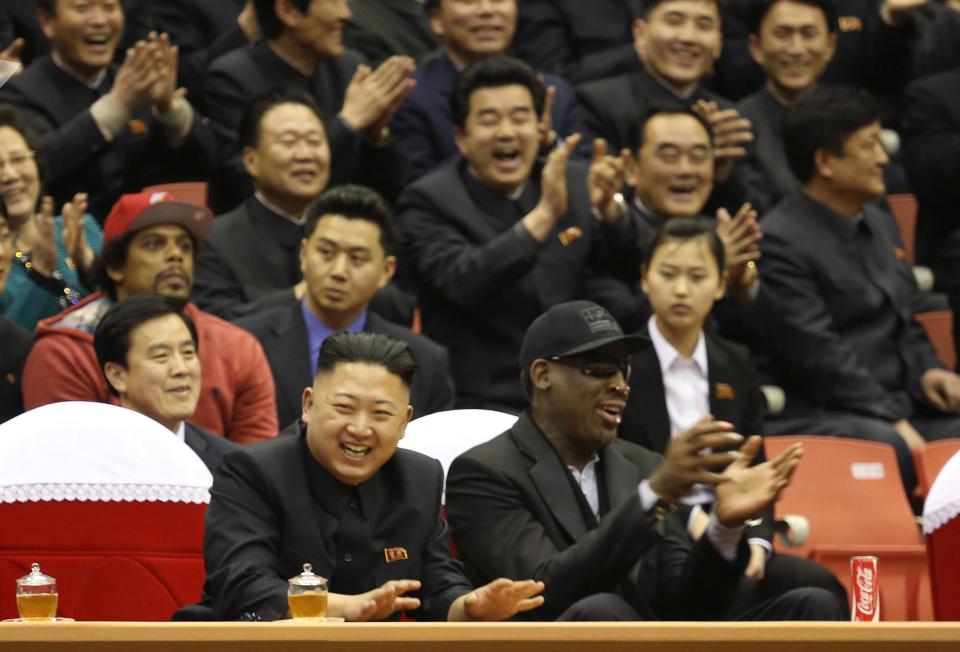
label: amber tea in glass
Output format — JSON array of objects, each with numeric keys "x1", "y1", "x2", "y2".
[
  {"x1": 287, "y1": 563, "x2": 328, "y2": 619},
  {"x1": 16, "y1": 593, "x2": 58, "y2": 621}
]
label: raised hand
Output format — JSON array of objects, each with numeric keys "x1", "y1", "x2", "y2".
[
  {"x1": 521, "y1": 134, "x2": 582, "y2": 243},
  {"x1": 333, "y1": 579, "x2": 422, "y2": 622},
  {"x1": 882, "y1": 0, "x2": 932, "y2": 24},
  {"x1": 27, "y1": 196, "x2": 58, "y2": 278},
  {"x1": 145, "y1": 32, "x2": 180, "y2": 112},
  {"x1": 713, "y1": 436, "x2": 802, "y2": 528},
  {"x1": 537, "y1": 83, "x2": 557, "y2": 149},
  {"x1": 716, "y1": 203, "x2": 761, "y2": 287},
  {"x1": 108, "y1": 40, "x2": 162, "y2": 111},
  {"x1": 587, "y1": 138, "x2": 629, "y2": 222},
  {"x1": 0, "y1": 37, "x2": 24, "y2": 65},
  {"x1": 61, "y1": 193, "x2": 93, "y2": 274},
  {"x1": 455, "y1": 578, "x2": 545, "y2": 621},
  {"x1": 694, "y1": 100, "x2": 753, "y2": 183},
  {"x1": 648, "y1": 416, "x2": 744, "y2": 504},
  {"x1": 340, "y1": 56, "x2": 416, "y2": 141}
]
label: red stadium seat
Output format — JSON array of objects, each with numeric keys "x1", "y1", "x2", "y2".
[
  {"x1": 888, "y1": 194, "x2": 918, "y2": 264},
  {"x1": 766, "y1": 436, "x2": 932, "y2": 620},
  {"x1": 914, "y1": 440, "x2": 960, "y2": 498}
]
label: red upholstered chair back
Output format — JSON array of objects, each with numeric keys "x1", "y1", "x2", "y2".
[{"x1": 0, "y1": 501, "x2": 207, "y2": 621}]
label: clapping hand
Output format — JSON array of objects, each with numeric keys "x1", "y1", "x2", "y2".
[{"x1": 713, "y1": 436, "x2": 802, "y2": 528}]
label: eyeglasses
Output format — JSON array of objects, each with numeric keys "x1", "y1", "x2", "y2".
[{"x1": 547, "y1": 354, "x2": 632, "y2": 382}]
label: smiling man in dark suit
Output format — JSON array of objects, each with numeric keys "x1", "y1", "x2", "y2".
[
  {"x1": 397, "y1": 56, "x2": 640, "y2": 412},
  {"x1": 94, "y1": 294, "x2": 239, "y2": 473},
  {"x1": 446, "y1": 300, "x2": 845, "y2": 621},
  {"x1": 235, "y1": 184, "x2": 454, "y2": 428}
]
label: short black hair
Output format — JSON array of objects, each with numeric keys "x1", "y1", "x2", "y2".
[
  {"x1": 237, "y1": 86, "x2": 323, "y2": 149},
  {"x1": 643, "y1": 216, "x2": 726, "y2": 272},
  {"x1": 93, "y1": 230, "x2": 199, "y2": 300},
  {"x1": 303, "y1": 185, "x2": 397, "y2": 256},
  {"x1": 639, "y1": 0, "x2": 721, "y2": 19},
  {"x1": 627, "y1": 103, "x2": 713, "y2": 153},
  {"x1": 94, "y1": 294, "x2": 198, "y2": 397},
  {"x1": 238, "y1": 87, "x2": 324, "y2": 150},
  {"x1": 253, "y1": 0, "x2": 312, "y2": 39},
  {"x1": 36, "y1": 0, "x2": 56, "y2": 15},
  {"x1": 316, "y1": 332, "x2": 418, "y2": 388},
  {"x1": 783, "y1": 84, "x2": 880, "y2": 184},
  {"x1": 450, "y1": 56, "x2": 545, "y2": 130},
  {"x1": 748, "y1": 0, "x2": 838, "y2": 35}
]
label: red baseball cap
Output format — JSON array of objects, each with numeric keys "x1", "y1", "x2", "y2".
[{"x1": 102, "y1": 192, "x2": 213, "y2": 245}]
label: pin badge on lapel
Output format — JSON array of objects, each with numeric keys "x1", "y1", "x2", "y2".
[
  {"x1": 558, "y1": 226, "x2": 582, "y2": 246},
  {"x1": 384, "y1": 547, "x2": 408, "y2": 563},
  {"x1": 893, "y1": 247, "x2": 907, "y2": 261},
  {"x1": 128, "y1": 119, "x2": 149, "y2": 136},
  {"x1": 715, "y1": 383, "x2": 735, "y2": 400}
]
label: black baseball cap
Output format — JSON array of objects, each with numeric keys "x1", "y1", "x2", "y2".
[{"x1": 519, "y1": 301, "x2": 650, "y2": 369}]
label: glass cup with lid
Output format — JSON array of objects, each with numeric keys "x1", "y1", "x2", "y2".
[
  {"x1": 16, "y1": 563, "x2": 58, "y2": 621},
  {"x1": 287, "y1": 563, "x2": 328, "y2": 619}
]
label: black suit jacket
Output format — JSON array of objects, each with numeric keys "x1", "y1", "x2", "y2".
[
  {"x1": 901, "y1": 69, "x2": 960, "y2": 268},
  {"x1": 512, "y1": 0, "x2": 641, "y2": 85},
  {"x1": 202, "y1": 429, "x2": 473, "y2": 621},
  {"x1": 446, "y1": 412, "x2": 747, "y2": 620},
  {"x1": 0, "y1": 56, "x2": 217, "y2": 219},
  {"x1": 203, "y1": 40, "x2": 406, "y2": 213},
  {"x1": 397, "y1": 159, "x2": 639, "y2": 410},
  {"x1": 192, "y1": 197, "x2": 303, "y2": 321},
  {"x1": 184, "y1": 422, "x2": 239, "y2": 473},
  {"x1": 0, "y1": 316, "x2": 31, "y2": 424},
  {"x1": 343, "y1": 0, "x2": 439, "y2": 65},
  {"x1": 233, "y1": 300, "x2": 456, "y2": 427},
  {"x1": 756, "y1": 192, "x2": 943, "y2": 421},
  {"x1": 737, "y1": 86, "x2": 798, "y2": 214}
]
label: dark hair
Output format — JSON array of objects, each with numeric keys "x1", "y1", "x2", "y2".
[
  {"x1": 783, "y1": 84, "x2": 880, "y2": 184},
  {"x1": 627, "y1": 103, "x2": 713, "y2": 153},
  {"x1": 303, "y1": 184, "x2": 397, "y2": 256},
  {"x1": 0, "y1": 104, "x2": 48, "y2": 213},
  {"x1": 36, "y1": 0, "x2": 55, "y2": 15},
  {"x1": 639, "y1": 0, "x2": 721, "y2": 19},
  {"x1": 93, "y1": 230, "x2": 199, "y2": 300},
  {"x1": 94, "y1": 294, "x2": 198, "y2": 397},
  {"x1": 643, "y1": 216, "x2": 726, "y2": 272},
  {"x1": 748, "y1": 0, "x2": 837, "y2": 35},
  {"x1": 253, "y1": 0, "x2": 312, "y2": 39},
  {"x1": 424, "y1": 0, "x2": 440, "y2": 11},
  {"x1": 316, "y1": 332, "x2": 418, "y2": 388},
  {"x1": 450, "y1": 56, "x2": 545, "y2": 129},
  {"x1": 238, "y1": 87, "x2": 323, "y2": 150}
]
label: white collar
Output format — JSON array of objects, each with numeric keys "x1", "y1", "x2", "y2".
[
  {"x1": 254, "y1": 192, "x2": 306, "y2": 225},
  {"x1": 647, "y1": 315, "x2": 707, "y2": 377},
  {"x1": 175, "y1": 421, "x2": 186, "y2": 443}
]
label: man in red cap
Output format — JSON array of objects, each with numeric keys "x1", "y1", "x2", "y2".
[{"x1": 21, "y1": 192, "x2": 279, "y2": 444}]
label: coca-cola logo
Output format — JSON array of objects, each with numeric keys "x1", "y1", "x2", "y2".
[{"x1": 856, "y1": 567, "x2": 875, "y2": 616}]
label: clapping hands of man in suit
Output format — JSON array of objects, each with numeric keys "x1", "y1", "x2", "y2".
[{"x1": 108, "y1": 32, "x2": 183, "y2": 115}]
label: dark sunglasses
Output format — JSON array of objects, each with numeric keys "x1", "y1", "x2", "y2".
[{"x1": 547, "y1": 354, "x2": 632, "y2": 382}]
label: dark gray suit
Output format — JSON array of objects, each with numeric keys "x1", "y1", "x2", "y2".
[
  {"x1": 233, "y1": 300, "x2": 456, "y2": 428},
  {"x1": 737, "y1": 86, "x2": 798, "y2": 214},
  {"x1": 344, "y1": 0, "x2": 440, "y2": 65},
  {"x1": 756, "y1": 192, "x2": 960, "y2": 490},
  {"x1": 397, "y1": 159, "x2": 639, "y2": 411},
  {"x1": 185, "y1": 422, "x2": 239, "y2": 473}
]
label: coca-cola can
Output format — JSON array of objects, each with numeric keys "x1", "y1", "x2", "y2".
[{"x1": 850, "y1": 556, "x2": 880, "y2": 622}]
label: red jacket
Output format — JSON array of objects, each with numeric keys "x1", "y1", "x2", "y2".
[{"x1": 22, "y1": 292, "x2": 278, "y2": 444}]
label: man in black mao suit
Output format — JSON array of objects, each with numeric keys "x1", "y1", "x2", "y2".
[
  {"x1": 446, "y1": 300, "x2": 845, "y2": 621},
  {"x1": 575, "y1": 0, "x2": 755, "y2": 214},
  {"x1": 235, "y1": 185, "x2": 455, "y2": 427},
  {"x1": 93, "y1": 295, "x2": 239, "y2": 474},
  {"x1": 0, "y1": 0, "x2": 216, "y2": 220},
  {"x1": 756, "y1": 85, "x2": 960, "y2": 493},
  {"x1": 198, "y1": 331, "x2": 546, "y2": 622},
  {"x1": 343, "y1": 0, "x2": 439, "y2": 65},
  {"x1": 202, "y1": 0, "x2": 412, "y2": 213},
  {"x1": 901, "y1": 66, "x2": 960, "y2": 365},
  {"x1": 397, "y1": 56, "x2": 641, "y2": 412}
]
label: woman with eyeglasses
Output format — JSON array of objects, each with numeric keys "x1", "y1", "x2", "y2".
[
  {"x1": 0, "y1": 105, "x2": 101, "y2": 330},
  {"x1": 619, "y1": 216, "x2": 847, "y2": 608}
]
